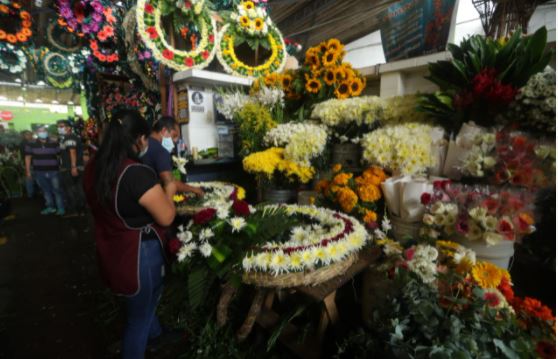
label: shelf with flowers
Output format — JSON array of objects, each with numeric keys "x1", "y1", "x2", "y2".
[
  {"x1": 314, "y1": 164, "x2": 388, "y2": 232},
  {"x1": 419, "y1": 180, "x2": 537, "y2": 268},
  {"x1": 216, "y1": 1, "x2": 287, "y2": 78},
  {"x1": 338, "y1": 238, "x2": 555, "y2": 358}
]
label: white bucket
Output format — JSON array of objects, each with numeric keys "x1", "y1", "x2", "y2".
[{"x1": 455, "y1": 237, "x2": 515, "y2": 269}]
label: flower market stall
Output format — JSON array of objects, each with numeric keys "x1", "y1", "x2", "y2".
[{"x1": 0, "y1": 0, "x2": 555, "y2": 357}]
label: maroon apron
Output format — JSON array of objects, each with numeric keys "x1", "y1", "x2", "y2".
[{"x1": 84, "y1": 157, "x2": 167, "y2": 296}]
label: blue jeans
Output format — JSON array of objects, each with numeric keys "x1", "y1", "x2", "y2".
[
  {"x1": 122, "y1": 240, "x2": 165, "y2": 359},
  {"x1": 34, "y1": 171, "x2": 64, "y2": 211},
  {"x1": 25, "y1": 175, "x2": 35, "y2": 198}
]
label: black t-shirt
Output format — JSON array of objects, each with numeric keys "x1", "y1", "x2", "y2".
[
  {"x1": 141, "y1": 137, "x2": 172, "y2": 176},
  {"x1": 59, "y1": 134, "x2": 84, "y2": 170},
  {"x1": 116, "y1": 165, "x2": 159, "y2": 237}
]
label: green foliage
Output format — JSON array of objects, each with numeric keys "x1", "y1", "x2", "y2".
[
  {"x1": 420, "y1": 27, "x2": 552, "y2": 131},
  {"x1": 336, "y1": 269, "x2": 537, "y2": 359}
]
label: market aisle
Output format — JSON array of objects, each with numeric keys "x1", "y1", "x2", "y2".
[{"x1": 0, "y1": 198, "x2": 113, "y2": 359}]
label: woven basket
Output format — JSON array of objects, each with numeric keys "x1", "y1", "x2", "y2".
[{"x1": 242, "y1": 253, "x2": 358, "y2": 288}]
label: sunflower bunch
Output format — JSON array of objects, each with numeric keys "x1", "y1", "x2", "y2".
[
  {"x1": 230, "y1": 1, "x2": 272, "y2": 37},
  {"x1": 314, "y1": 164, "x2": 387, "y2": 227},
  {"x1": 300, "y1": 38, "x2": 365, "y2": 101},
  {"x1": 251, "y1": 70, "x2": 299, "y2": 100}
]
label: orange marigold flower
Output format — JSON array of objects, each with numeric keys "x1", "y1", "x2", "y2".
[
  {"x1": 332, "y1": 163, "x2": 342, "y2": 173},
  {"x1": 20, "y1": 11, "x2": 30, "y2": 20},
  {"x1": 336, "y1": 187, "x2": 358, "y2": 213},
  {"x1": 332, "y1": 172, "x2": 352, "y2": 186},
  {"x1": 16, "y1": 33, "x2": 27, "y2": 42},
  {"x1": 357, "y1": 184, "x2": 382, "y2": 202},
  {"x1": 21, "y1": 28, "x2": 31, "y2": 36},
  {"x1": 314, "y1": 180, "x2": 329, "y2": 194},
  {"x1": 6, "y1": 34, "x2": 17, "y2": 44},
  {"x1": 13, "y1": 2, "x2": 21, "y2": 9},
  {"x1": 0, "y1": 30, "x2": 6, "y2": 40},
  {"x1": 0, "y1": 4, "x2": 8, "y2": 13},
  {"x1": 363, "y1": 210, "x2": 377, "y2": 224},
  {"x1": 22, "y1": 20, "x2": 32, "y2": 28}
]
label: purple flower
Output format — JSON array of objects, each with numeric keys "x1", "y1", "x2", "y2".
[
  {"x1": 60, "y1": 6, "x2": 72, "y2": 18},
  {"x1": 456, "y1": 220, "x2": 469, "y2": 234},
  {"x1": 91, "y1": 23, "x2": 100, "y2": 32},
  {"x1": 91, "y1": 1, "x2": 103, "y2": 12},
  {"x1": 143, "y1": 51, "x2": 151, "y2": 59},
  {"x1": 82, "y1": 24, "x2": 91, "y2": 33},
  {"x1": 92, "y1": 12, "x2": 102, "y2": 22}
]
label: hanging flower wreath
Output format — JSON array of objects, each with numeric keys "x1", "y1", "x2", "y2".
[
  {"x1": 43, "y1": 51, "x2": 72, "y2": 78},
  {"x1": 216, "y1": 1, "x2": 287, "y2": 78},
  {"x1": 0, "y1": 42, "x2": 27, "y2": 74},
  {"x1": 0, "y1": 2, "x2": 32, "y2": 44},
  {"x1": 47, "y1": 21, "x2": 83, "y2": 52},
  {"x1": 57, "y1": 0, "x2": 116, "y2": 37},
  {"x1": 136, "y1": 0, "x2": 218, "y2": 71}
]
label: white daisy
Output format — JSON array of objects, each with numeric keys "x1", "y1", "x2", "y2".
[{"x1": 229, "y1": 217, "x2": 247, "y2": 233}]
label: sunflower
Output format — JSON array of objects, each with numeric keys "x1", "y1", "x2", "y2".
[
  {"x1": 471, "y1": 261, "x2": 503, "y2": 288},
  {"x1": 305, "y1": 77, "x2": 321, "y2": 94},
  {"x1": 281, "y1": 74, "x2": 293, "y2": 89},
  {"x1": 253, "y1": 17, "x2": 264, "y2": 31},
  {"x1": 350, "y1": 77, "x2": 365, "y2": 96},
  {"x1": 242, "y1": 1, "x2": 255, "y2": 10},
  {"x1": 335, "y1": 80, "x2": 351, "y2": 99},
  {"x1": 327, "y1": 38, "x2": 343, "y2": 53},
  {"x1": 334, "y1": 66, "x2": 347, "y2": 82},
  {"x1": 318, "y1": 42, "x2": 328, "y2": 54},
  {"x1": 323, "y1": 68, "x2": 336, "y2": 86},
  {"x1": 305, "y1": 51, "x2": 320, "y2": 69},
  {"x1": 322, "y1": 49, "x2": 339, "y2": 67},
  {"x1": 239, "y1": 16, "x2": 250, "y2": 28}
]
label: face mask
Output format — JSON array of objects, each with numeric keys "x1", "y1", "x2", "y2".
[
  {"x1": 37, "y1": 132, "x2": 48, "y2": 139},
  {"x1": 139, "y1": 145, "x2": 149, "y2": 157},
  {"x1": 57, "y1": 128, "x2": 66, "y2": 136},
  {"x1": 161, "y1": 136, "x2": 175, "y2": 153}
]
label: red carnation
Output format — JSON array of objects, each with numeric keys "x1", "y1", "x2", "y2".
[
  {"x1": 420, "y1": 192, "x2": 432, "y2": 205},
  {"x1": 162, "y1": 49, "x2": 174, "y2": 60},
  {"x1": 497, "y1": 277, "x2": 514, "y2": 303},
  {"x1": 209, "y1": 34, "x2": 214, "y2": 43},
  {"x1": 184, "y1": 57, "x2": 194, "y2": 67},
  {"x1": 167, "y1": 238, "x2": 181, "y2": 255},
  {"x1": 201, "y1": 50, "x2": 209, "y2": 60},
  {"x1": 184, "y1": 0, "x2": 191, "y2": 8},
  {"x1": 144, "y1": 3, "x2": 154, "y2": 13},
  {"x1": 232, "y1": 200, "x2": 250, "y2": 217},
  {"x1": 472, "y1": 68, "x2": 497, "y2": 96},
  {"x1": 193, "y1": 208, "x2": 216, "y2": 225},
  {"x1": 146, "y1": 26, "x2": 158, "y2": 39},
  {"x1": 486, "y1": 82, "x2": 517, "y2": 105}
]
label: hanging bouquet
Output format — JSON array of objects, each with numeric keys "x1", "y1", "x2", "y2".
[
  {"x1": 505, "y1": 66, "x2": 556, "y2": 133},
  {"x1": 361, "y1": 123, "x2": 445, "y2": 176},
  {"x1": 263, "y1": 121, "x2": 328, "y2": 167},
  {"x1": 311, "y1": 96, "x2": 385, "y2": 144},
  {"x1": 243, "y1": 147, "x2": 315, "y2": 188},
  {"x1": 420, "y1": 181, "x2": 536, "y2": 246},
  {"x1": 338, "y1": 239, "x2": 555, "y2": 358},
  {"x1": 0, "y1": 2, "x2": 32, "y2": 44},
  {"x1": 314, "y1": 164, "x2": 388, "y2": 228},
  {"x1": 419, "y1": 28, "x2": 551, "y2": 132},
  {"x1": 459, "y1": 130, "x2": 555, "y2": 188},
  {"x1": 217, "y1": 1, "x2": 287, "y2": 78}
]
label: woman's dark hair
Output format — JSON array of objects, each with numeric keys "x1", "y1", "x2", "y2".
[
  {"x1": 152, "y1": 116, "x2": 177, "y2": 133},
  {"x1": 94, "y1": 109, "x2": 150, "y2": 206}
]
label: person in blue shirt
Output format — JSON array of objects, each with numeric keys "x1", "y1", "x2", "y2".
[{"x1": 141, "y1": 116, "x2": 203, "y2": 197}]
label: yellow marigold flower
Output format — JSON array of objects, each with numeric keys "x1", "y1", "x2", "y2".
[
  {"x1": 336, "y1": 187, "x2": 358, "y2": 213},
  {"x1": 357, "y1": 184, "x2": 382, "y2": 202},
  {"x1": 235, "y1": 186, "x2": 246, "y2": 200},
  {"x1": 471, "y1": 261, "x2": 504, "y2": 288},
  {"x1": 314, "y1": 179, "x2": 330, "y2": 194},
  {"x1": 335, "y1": 80, "x2": 351, "y2": 99},
  {"x1": 332, "y1": 163, "x2": 342, "y2": 173},
  {"x1": 363, "y1": 210, "x2": 377, "y2": 224},
  {"x1": 242, "y1": 147, "x2": 283, "y2": 178},
  {"x1": 323, "y1": 68, "x2": 336, "y2": 86},
  {"x1": 322, "y1": 49, "x2": 339, "y2": 67},
  {"x1": 305, "y1": 77, "x2": 322, "y2": 94},
  {"x1": 239, "y1": 15, "x2": 250, "y2": 28},
  {"x1": 436, "y1": 240, "x2": 461, "y2": 250},
  {"x1": 332, "y1": 172, "x2": 353, "y2": 186}
]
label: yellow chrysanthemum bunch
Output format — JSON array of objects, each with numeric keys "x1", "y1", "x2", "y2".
[
  {"x1": 242, "y1": 147, "x2": 315, "y2": 184},
  {"x1": 235, "y1": 103, "x2": 277, "y2": 156},
  {"x1": 314, "y1": 164, "x2": 388, "y2": 225}
]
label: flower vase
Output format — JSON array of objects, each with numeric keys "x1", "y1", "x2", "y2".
[
  {"x1": 454, "y1": 237, "x2": 515, "y2": 269},
  {"x1": 332, "y1": 143, "x2": 361, "y2": 172},
  {"x1": 263, "y1": 189, "x2": 297, "y2": 204},
  {"x1": 297, "y1": 190, "x2": 317, "y2": 205},
  {"x1": 389, "y1": 214, "x2": 422, "y2": 244}
]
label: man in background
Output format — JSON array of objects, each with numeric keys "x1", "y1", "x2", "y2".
[
  {"x1": 20, "y1": 130, "x2": 35, "y2": 199},
  {"x1": 25, "y1": 126, "x2": 65, "y2": 216},
  {"x1": 141, "y1": 116, "x2": 203, "y2": 196},
  {"x1": 57, "y1": 120, "x2": 86, "y2": 216}
]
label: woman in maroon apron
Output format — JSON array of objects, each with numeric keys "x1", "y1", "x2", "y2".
[{"x1": 83, "y1": 109, "x2": 176, "y2": 359}]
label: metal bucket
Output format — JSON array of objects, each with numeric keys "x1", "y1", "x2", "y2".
[
  {"x1": 263, "y1": 189, "x2": 297, "y2": 204},
  {"x1": 332, "y1": 143, "x2": 361, "y2": 171}
]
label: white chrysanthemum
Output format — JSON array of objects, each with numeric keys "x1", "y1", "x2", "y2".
[
  {"x1": 177, "y1": 230, "x2": 193, "y2": 243},
  {"x1": 300, "y1": 249, "x2": 315, "y2": 267},
  {"x1": 177, "y1": 243, "x2": 197, "y2": 262},
  {"x1": 242, "y1": 255, "x2": 255, "y2": 271},
  {"x1": 199, "y1": 228, "x2": 214, "y2": 241},
  {"x1": 254, "y1": 252, "x2": 272, "y2": 271},
  {"x1": 453, "y1": 246, "x2": 476, "y2": 266},
  {"x1": 199, "y1": 242, "x2": 213, "y2": 257},
  {"x1": 270, "y1": 251, "x2": 288, "y2": 275},
  {"x1": 229, "y1": 217, "x2": 247, "y2": 233}
]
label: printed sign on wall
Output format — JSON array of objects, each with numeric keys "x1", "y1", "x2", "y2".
[{"x1": 378, "y1": 0, "x2": 457, "y2": 62}]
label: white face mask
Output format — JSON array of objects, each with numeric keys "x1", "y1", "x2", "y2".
[
  {"x1": 37, "y1": 132, "x2": 48, "y2": 139},
  {"x1": 58, "y1": 128, "x2": 66, "y2": 136},
  {"x1": 139, "y1": 145, "x2": 149, "y2": 157},
  {"x1": 161, "y1": 136, "x2": 175, "y2": 153}
]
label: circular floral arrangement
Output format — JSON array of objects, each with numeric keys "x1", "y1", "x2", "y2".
[
  {"x1": 47, "y1": 20, "x2": 83, "y2": 52},
  {"x1": 0, "y1": 42, "x2": 27, "y2": 74},
  {"x1": 43, "y1": 51, "x2": 71, "y2": 77},
  {"x1": 242, "y1": 205, "x2": 368, "y2": 275},
  {"x1": 0, "y1": 2, "x2": 32, "y2": 44},
  {"x1": 57, "y1": 0, "x2": 116, "y2": 37},
  {"x1": 216, "y1": 2, "x2": 287, "y2": 78},
  {"x1": 136, "y1": 0, "x2": 218, "y2": 71}
]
